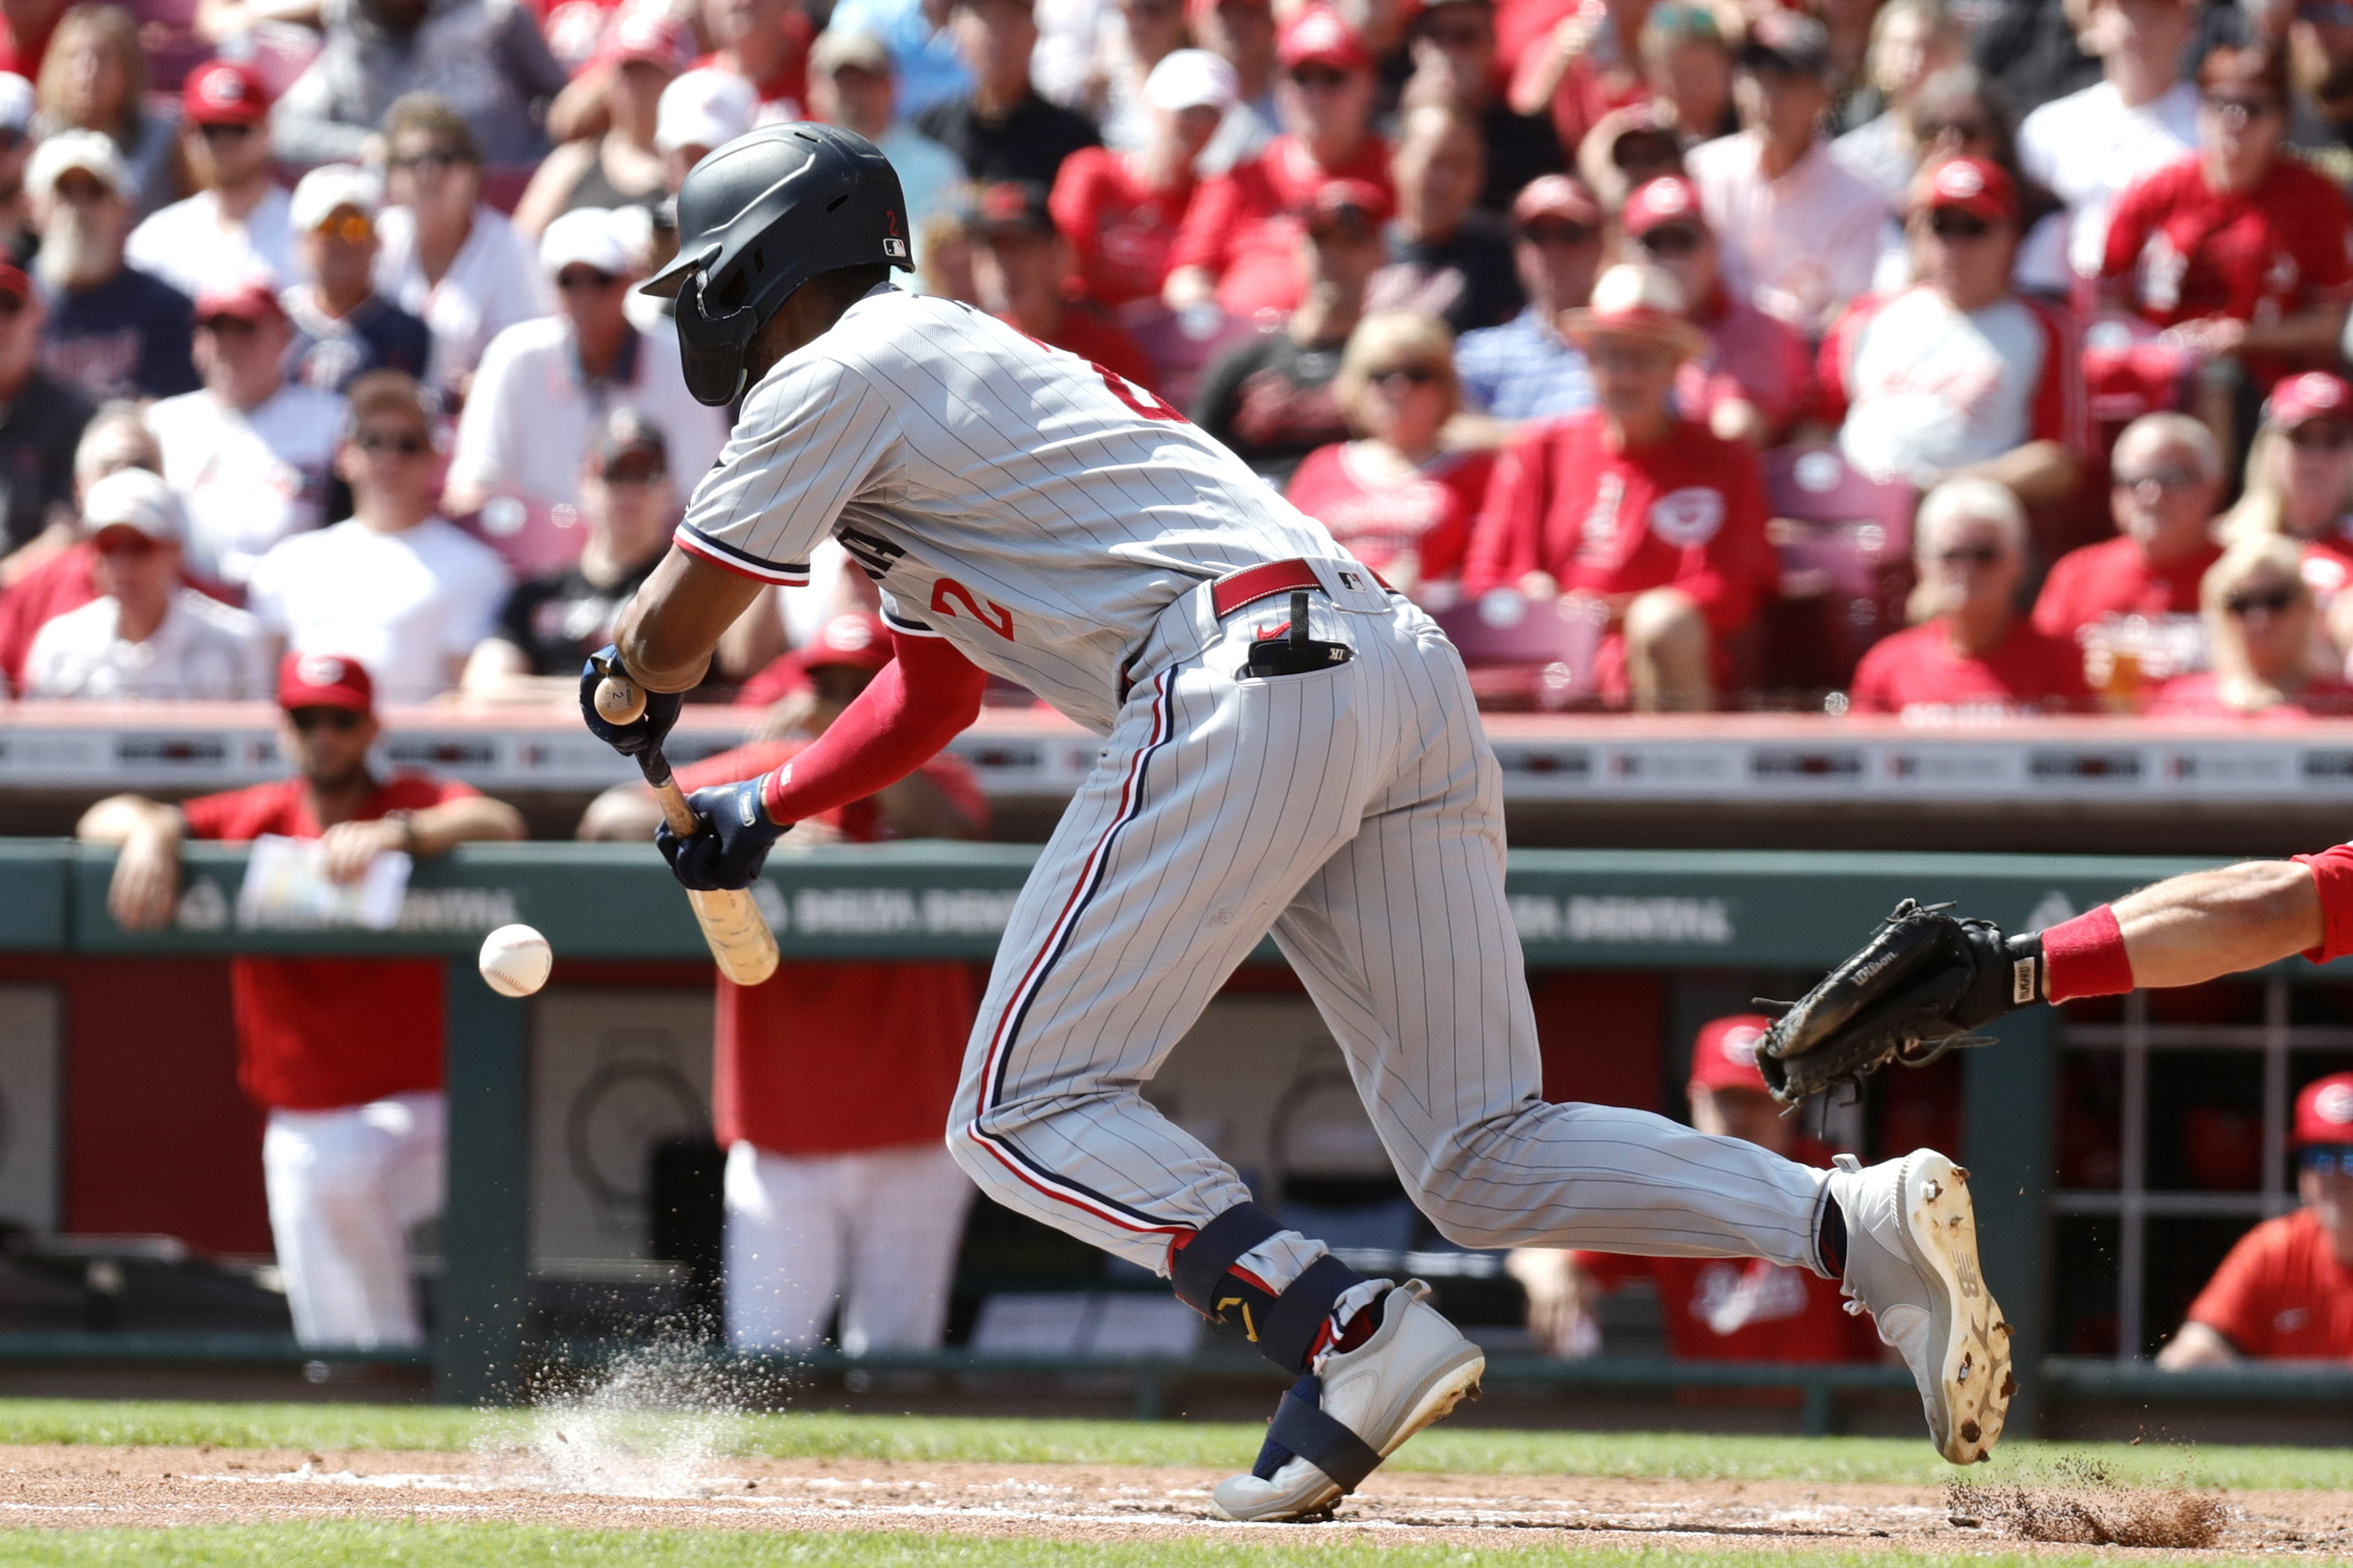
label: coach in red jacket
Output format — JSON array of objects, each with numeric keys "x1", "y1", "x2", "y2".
[
  {"x1": 78, "y1": 653, "x2": 524, "y2": 1348},
  {"x1": 1464, "y1": 261, "x2": 1775, "y2": 711}
]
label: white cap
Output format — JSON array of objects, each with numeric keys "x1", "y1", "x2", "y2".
[
  {"x1": 29, "y1": 130, "x2": 127, "y2": 200},
  {"x1": 0, "y1": 73, "x2": 32, "y2": 134},
  {"x1": 540, "y1": 206, "x2": 640, "y2": 279},
  {"x1": 82, "y1": 468, "x2": 184, "y2": 543},
  {"x1": 1144, "y1": 48, "x2": 1238, "y2": 113},
  {"x1": 290, "y1": 162, "x2": 382, "y2": 233},
  {"x1": 656, "y1": 68, "x2": 756, "y2": 156}
]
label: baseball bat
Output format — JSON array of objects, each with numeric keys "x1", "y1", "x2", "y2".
[{"x1": 594, "y1": 668, "x2": 782, "y2": 987}]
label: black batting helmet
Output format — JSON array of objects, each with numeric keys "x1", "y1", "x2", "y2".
[{"x1": 640, "y1": 123, "x2": 914, "y2": 405}]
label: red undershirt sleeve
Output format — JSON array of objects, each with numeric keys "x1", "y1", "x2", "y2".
[
  {"x1": 759, "y1": 631, "x2": 989, "y2": 825},
  {"x1": 2291, "y1": 845, "x2": 2353, "y2": 965}
]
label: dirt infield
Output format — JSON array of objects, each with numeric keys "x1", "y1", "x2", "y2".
[{"x1": 0, "y1": 1443, "x2": 2345, "y2": 1555}]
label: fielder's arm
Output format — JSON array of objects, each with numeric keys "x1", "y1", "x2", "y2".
[{"x1": 2096, "y1": 858, "x2": 2326, "y2": 992}]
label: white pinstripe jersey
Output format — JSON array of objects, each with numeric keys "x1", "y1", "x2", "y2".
[{"x1": 675, "y1": 284, "x2": 1341, "y2": 731}]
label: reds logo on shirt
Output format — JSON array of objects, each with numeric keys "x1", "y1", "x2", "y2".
[{"x1": 1650, "y1": 487, "x2": 1726, "y2": 548}]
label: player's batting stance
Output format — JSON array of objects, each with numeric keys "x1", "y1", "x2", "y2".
[{"x1": 580, "y1": 123, "x2": 2011, "y2": 1520}]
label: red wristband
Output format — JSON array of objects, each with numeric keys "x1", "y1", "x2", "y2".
[{"x1": 2041, "y1": 904, "x2": 2134, "y2": 1002}]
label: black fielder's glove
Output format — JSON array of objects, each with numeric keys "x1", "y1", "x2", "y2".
[
  {"x1": 656, "y1": 776, "x2": 791, "y2": 891},
  {"x1": 1754, "y1": 899, "x2": 2045, "y2": 1104},
  {"x1": 580, "y1": 644, "x2": 684, "y2": 760}
]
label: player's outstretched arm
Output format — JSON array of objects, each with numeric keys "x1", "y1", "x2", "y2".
[
  {"x1": 2104, "y1": 859, "x2": 2324, "y2": 992},
  {"x1": 76, "y1": 795, "x2": 185, "y2": 932}
]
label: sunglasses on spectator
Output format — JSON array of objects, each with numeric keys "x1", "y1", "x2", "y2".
[
  {"x1": 1368, "y1": 365, "x2": 1440, "y2": 389},
  {"x1": 288, "y1": 706, "x2": 364, "y2": 732},
  {"x1": 197, "y1": 315, "x2": 260, "y2": 337},
  {"x1": 600, "y1": 464, "x2": 669, "y2": 485},
  {"x1": 1422, "y1": 18, "x2": 1487, "y2": 46},
  {"x1": 1638, "y1": 225, "x2": 1703, "y2": 259},
  {"x1": 391, "y1": 147, "x2": 469, "y2": 173},
  {"x1": 2302, "y1": 1145, "x2": 2353, "y2": 1173},
  {"x1": 2226, "y1": 585, "x2": 2300, "y2": 616},
  {"x1": 197, "y1": 122, "x2": 254, "y2": 143},
  {"x1": 1521, "y1": 219, "x2": 1597, "y2": 248},
  {"x1": 1289, "y1": 66, "x2": 1349, "y2": 90},
  {"x1": 354, "y1": 427, "x2": 431, "y2": 456},
  {"x1": 2113, "y1": 466, "x2": 2202, "y2": 490},
  {"x1": 2203, "y1": 94, "x2": 2279, "y2": 119},
  {"x1": 313, "y1": 212, "x2": 374, "y2": 244},
  {"x1": 557, "y1": 268, "x2": 622, "y2": 292},
  {"x1": 2287, "y1": 422, "x2": 2353, "y2": 451},
  {"x1": 91, "y1": 528, "x2": 159, "y2": 558},
  {"x1": 1927, "y1": 210, "x2": 1994, "y2": 240},
  {"x1": 1917, "y1": 117, "x2": 1991, "y2": 142},
  {"x1": 1936, "y1": 545, "x2": 2003, "y2": 566}
]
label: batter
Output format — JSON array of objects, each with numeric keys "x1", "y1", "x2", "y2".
[{"x1": 582, "y1": 122, "x2": 2010, "y2": 1520}]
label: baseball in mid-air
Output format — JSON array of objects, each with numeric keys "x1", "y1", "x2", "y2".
[{"x1": 478, "y1": 924, "x2": 552, "y2": 997}]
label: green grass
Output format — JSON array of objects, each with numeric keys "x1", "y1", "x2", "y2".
[
  {"x1": 0, "y1": 1526, "x2": 2283, "y2": 1568},
  {"x1": 0, "y1": 1399, "x2": 2348, "y2": 1493}
]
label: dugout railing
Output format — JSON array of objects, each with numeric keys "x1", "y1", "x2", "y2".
[{"x1": 6, "y1": 839, "x2": 2350, "y2": 1434}]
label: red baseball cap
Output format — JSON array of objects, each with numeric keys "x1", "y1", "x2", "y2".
[
  {"x1": 0, "y1": 261, "x2": 29, "y2": 303},
  {"x1": 1689, "y1": 1014, "x2": 1773, "y2": 1095},
  {"x1": 1278, "y1": 5, "x2": 1372, "y2": 72},
  {"x1": 2266, "y1": 371, "x2": 2353, "y2": 430},
  {"x1": 797, "y1": 612, "x2": 892, "y2": 675},
  {"x1": 182, "y1": 59, "x2": 270, "y2": 128},
  {"x1": 1303, "y1": 175, "x2": 1390, "y2": 231},
  {"x1": 194, "y1": 276, "x2": 285, "y2": 325},
  {"x1": 2296, "y1": 1072, "x2": 2353, "y2": 1146},
  {"x1": 1621, "y1": 175, "x2": 1707, "y2": 239},
  {"x1": 1510, "y1": 173, "x2": 1600, "y2": 228},
  {"x1": 1913, "y1": 155, "x2": 2016, "y2": 223},
  {"x1": 599, "y1": 7, "x2": 690, "y2": 69},
  {"x1": 277, "y1": 651, "x2": 374, "y2": 714}
]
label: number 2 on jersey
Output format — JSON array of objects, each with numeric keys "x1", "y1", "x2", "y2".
[
  {"x1": 1095, "y1": 363, "x2": 1185, "y2": 424},
  {"x1": 930, "y1": 577, "x2": 1016, "y2": 640}
]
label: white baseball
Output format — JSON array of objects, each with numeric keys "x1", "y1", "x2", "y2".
[{"x1": 478, "y1": 924, "x2": 552, "y2": 997}]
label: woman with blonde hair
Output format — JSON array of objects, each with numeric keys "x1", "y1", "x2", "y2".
[
  {"x1": 34, "y1": 5, "x2": 182, "y2": 218},
  {"x1": 1847, "y1": 476, "x2": 2087, "y2": 717},
  {"x1": 2221, "y1": 371, "x2": 2353, "y2": 651},
  {"x1": 2150, "y1": 535, "x2": 2353, "y2": 717},
  {"x1": 1283, "y1": 311, "x2": 1493, "y2": 601}
]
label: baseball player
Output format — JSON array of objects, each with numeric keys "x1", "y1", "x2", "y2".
[
  {"x1": 581, "y1": 123, "x2": 2007, "y2": 1519},
  {"x1": 76, "y1": 653, "x2": 526, "y2": 1348}
]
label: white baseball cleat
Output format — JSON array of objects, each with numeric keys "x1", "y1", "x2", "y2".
[
  {"x1": 1827, "y1": 1149, "x2": 2013, "y2": 1464},
  {"x1": 1211, "y1": 1281, "x2": 1485, "y2": 1523}
]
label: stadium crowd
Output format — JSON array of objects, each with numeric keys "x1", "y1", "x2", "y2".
[
  {"x1": 0, "y1": 0, "x2": 2337, "y2": 1372},
  {"x1": 0, "y1": 0, "x2": 2352, "y2": 720}
]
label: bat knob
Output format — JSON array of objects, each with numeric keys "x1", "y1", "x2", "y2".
[{"x1": 594, "y1": 674, "x2": 647, "y2": 726}]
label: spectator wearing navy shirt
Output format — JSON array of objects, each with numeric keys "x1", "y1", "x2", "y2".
[
  {"x1": 916, "y1": 0, "x2": 1101, "y2": 188},
  {"x1": 29, "y1": 129, "x2": 196, "y2": 404},
  {"x1": 281, "y1": 165, "x2": 432, "y2": 395}
]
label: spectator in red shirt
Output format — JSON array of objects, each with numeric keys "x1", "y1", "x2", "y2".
[
  {"x1": 1506, "y1": 0, "x2": 1651, "y2": 160},
  {"x1": 1619, "y1": 173, "x2": 1809, "y2": 447},
  {"x1": 1508, "y1": 1014, "x2": 1883, "y2": 1364},
  {"x1": 74, "y1": 653, "x2": 525, "y2": 1348},
  {"x1": 972, "y1": 180, "x2": 1159, "y2": 393},
  {"x1": 2149, "y1": 534, "x2": 2353, "y2": 717},
  {"x1": 1816, "y1": 156, "x2": 2086, "y2": 509},
  {"x1": 1163, "y1": 5, "x2": 1391, "y2": 325},
  {"x1": 580, "y1": 614, "x2": 985, "y2": 1352},
  {"x1": 2161, "y1": 1071, "x2": 2353, "y2": 1365},
  {"x1": 1051, "y1": 49, "x2": 1237, "y2": 310},
  {"x1": 1284, "y1": 311, "x2": 1492, "y2": 599},
  {"x1": 1464, "y1": 261, "x2": 1775, "y2": 710},
  {"x1": 2221, "y1": 372, "x2": 2353, "y2": 650},
  {"x1": 2033, "y1": 411, "x2": 2225, "y2": 701},
  {"x1": 1848, "y1": 476, "x2": 2090, "y2": 719},
  {"x1": 2100, "y1": 41, "x2": 2353, "y2": 403},
  {"x1": 0, "y1": 401, "x2": 158, "y2": 692},
  {"x1": 1191, "y1": 177, "x2": 1387, "y2": 481}
]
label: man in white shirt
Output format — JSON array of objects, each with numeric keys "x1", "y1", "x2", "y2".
[
  {"x1": 125, "y1": 61, "x2": 296, "y2": 303},
  {"x1": 2014, "y1": 0, "x2": 2197, "y2": 295},
  {"x1": 1685, "y1": 12, "x2": 1896, "y2": 337},
  {"x1": 444, "y1": 206, "x2": 727, "y2": 574},
  {"x1": 145, "y1": 279, "x2": 348, "y2": 586},
  {"x1": 21, "y1": 467, "x2": 270, "y2": 700},
  {"x1": 247, "y1": 370, "x2": 510, "y2": 702}
]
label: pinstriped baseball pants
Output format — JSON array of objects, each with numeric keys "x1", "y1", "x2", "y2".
[{"x1": 948, "y1": 588, "x2": 1829, "y2": 1293}]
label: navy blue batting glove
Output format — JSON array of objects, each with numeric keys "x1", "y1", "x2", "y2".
[
  {"x1": 656, "y1": 777, "x2": 789, "y2": 891},
  {"x1": 580, "y1": 644, "x2": 684, "y2": 759}
]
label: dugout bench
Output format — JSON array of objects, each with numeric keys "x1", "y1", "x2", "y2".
[{"x1": 3, "y1": 840, "x2": 2347, "y2": 1436}]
